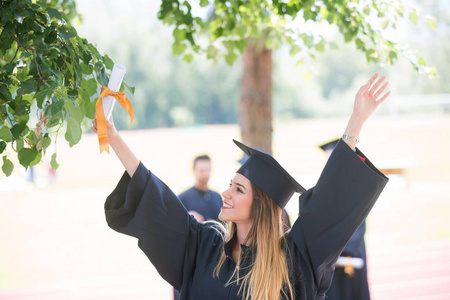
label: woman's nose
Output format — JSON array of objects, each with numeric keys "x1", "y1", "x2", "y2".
[{"x1": 222, "y1": 188, "x2": 230, "y2": 199}]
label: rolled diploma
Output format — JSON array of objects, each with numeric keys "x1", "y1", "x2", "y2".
[
  {"x1": 335, "y1": 256, "x2": 364, "y2": 269},
  {"x1": 102, "y1": 63, "x2": 126, "y2": 120}
]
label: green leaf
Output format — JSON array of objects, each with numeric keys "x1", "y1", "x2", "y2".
[
  {"x1": 428, "y1": 66, "x2": 437, "y2": 79},
  {"x1": 81, "y1": 78, "x2": 98, "y2": 97},
  {"x1": 0, "y1": 85, "x2": 12, "y2": 102},
  {"x1": 172, "y1": 42, "x2": 188, "y2": 56},
  {"x1": 225, "y1": 51, "x2": 238, "y2": 66},
  {"x1": 47, "y1": 8, "x2": 63, "y2": 20},
  {"x1": 173, "y1": 28, "x2": 187, "y2": 42},
  {"x1": 123, "y1": 82, "x2": 135, "y2": 95},
  {"x1": 315, "y1": 40, "x2": 325, "y2": 52},
  {"x1": 17, "y1": 78, "x2": 37, "y2": 97},
  {"x1": 95, "y1": 65, "x2": 109, "y2": 86},
  {"x1": 200, "y1": 0, "x2": 209, "y2": 7},
  {"x1": 417, "y1": 57, "x2": 426, "y2": 65},
  {"x1": 65, "y1": 100, "x2": 83, "y2": 123},
  {"x1": 389, "y1": 50, "x2": 398, "y2": 63},
  {"x1": 2, "y1": 63, "x2": 16, "y2": 75},
  {"x1": 183, "y1": 54, "x2": 194, "y2": 63},
  {"x1": 289, "y1": 45, "x2": 301, "y2": 56},
  {"x1": 206, "y1": 45, "x2": 219, "y2": 59},
  {"x1": 426, "y1": 15, "x2": 437, "y2": 31},
  {"x1": 409, "y1": 10, "x2": 418, "y2": 25},
  {"x1": 10, "y1": 123, "x2": 27, "y2": 140},
  {"x1": 35, "y1": 89, "x2": 49, "y2": 109},
  {"x1": 0, "y1": 126, "x2": 12, "y2": 143},
  {"x1": 44, "y1": 99, "x2": 64, "y2": 119},
  {"x1": 235, "y1": 25, "x2": 246, "y2": 38},
  {"x1": 36, "y1": 136, "x2": 51, "y2": 151},
  {"x1": 80, "y1": 62, "x2": 93, "y2": 75},
  {"x1": 14, "y1": 100, "x2": 30, "y2": 116},
  {"x1": 68, "y1": 89, "x2": 78, "y2": 98},
  {"x1": 29, "y1": 150, "x2": 42, "y2": 167},
  {"x1": 65, "y1": 116, "x2": 81, "y2": 147},
  {"x1": 18, "y1": 147, "x2": 38, "y2": 168},
  {"x1": 50, "y1": 153, "x2": 59, "y2": 170},
  {"x1": 355, "y1": 38, "x2": 365, "y2": 50},
  {"x1": 344, "y1": 30, "x2": 353, "y2": 43},
  {"x1": 234, "y1": 39, "x2": 246, "y2": 54},
  {"x1": 0, "y1": 141, "x2": 6, "y2": 154},
  {"x1": 381, "y1": 19, "x2": 389, "y2": 29},
  {"x1": 44, "y1": 30, "x2": 58, "y2": 44},
  {"x1": 2, "y1": 156, "x2": 14, "y2": 176},
  {"x1": 103, "y1": 54, "x2": 114, "y2": 70}
]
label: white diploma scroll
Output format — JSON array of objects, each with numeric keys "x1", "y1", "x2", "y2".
[
  {"x1": 335, "y1": 256, "x2": 364, "y2": 269},
  {"x1": 103, "y1": 64, "x2": 126, "y2": 120}
]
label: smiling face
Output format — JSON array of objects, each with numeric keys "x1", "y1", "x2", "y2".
[{"x1": 219, "y1": 173, "x2": 254, "y2": 226}]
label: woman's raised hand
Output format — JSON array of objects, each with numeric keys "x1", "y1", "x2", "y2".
[
  {"x1": 342, "y1": 73, "x2": 391, "y2": 149},
  {"x1": 91, "y1": 115, "x2": 119, "y2": 143},
  {"x1": 353, "y1": 73, "x2": 390, "y2": 122}
]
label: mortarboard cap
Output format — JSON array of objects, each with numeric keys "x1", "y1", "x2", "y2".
[
  {"x1": 233, "y1": 140, "x2": 305, "y2": 209},
  {"x1": 319, "y1": 138, "x2": 340, "y2": 152}
]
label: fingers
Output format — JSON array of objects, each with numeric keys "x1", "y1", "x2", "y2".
[
  {"x1": 357, "y1": 73, "x2": 379, "y2": 95},
  {"x1": 373, "y1": 80, "x2": 389, "y2": 100},
  {"x1": 367, "y1": 73, "x2": 379, "y2": 87},
  {"x1": 91, "y1": 117, "x2": 98, "y2": 133},
  {"x1": 369, "y1": 75, "x2": 386, "y2": 94},
  {"x1": 377, "y1": 90, "x2": 391, "y2": 105}
]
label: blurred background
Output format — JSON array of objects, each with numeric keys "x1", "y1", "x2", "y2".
[{"x1": 1, "y1": 0, "x2": 449, "y2": 299}]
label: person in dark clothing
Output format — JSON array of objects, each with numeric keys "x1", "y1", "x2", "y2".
[
  {"x1": 178, "y1": 155, "x2": 222, "y2": 222},
  {"x1": 174, "y1": 155, "x2": 222, "y2": 299},
  {"x1": 92, "y1": 73, "x2": 390, "y2": 299},
  {"x1": 320, "y1": 138, "x2": 371, "y2": 300}
]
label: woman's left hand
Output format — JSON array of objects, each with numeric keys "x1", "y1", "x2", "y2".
[
  {"x1": 343, "y1": 73, "x2": 391, "y2": 149},
  {"x1": 353, "y1": 73, "x2": 390, "y2": 122}
]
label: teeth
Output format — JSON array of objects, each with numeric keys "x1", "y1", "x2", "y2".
[{"x1": 223, "y1": 203, "x2": 233, "y2": 208}]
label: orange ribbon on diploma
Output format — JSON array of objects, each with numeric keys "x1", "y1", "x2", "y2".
[{"x1": 95, "y1": 85, "x2": 134, "y2": 153}]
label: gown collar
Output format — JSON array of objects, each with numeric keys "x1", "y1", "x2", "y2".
[{"x1": 224, "y1": 233, "x2": 250, "y2": 261}]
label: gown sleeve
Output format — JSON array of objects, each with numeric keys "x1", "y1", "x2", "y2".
[
  {"x1": 104, "y1": 161, "x2": 202, "y2": 290},
  {"x1": 290, "y1": 139, "x2": 388, "y2": 296}
]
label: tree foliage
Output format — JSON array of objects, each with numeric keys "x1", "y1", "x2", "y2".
[
  {"x1": 158, "y1": 0, "x2": 436, "y2": 74},
  {"x1": 0, "y1": 0, "x2": 131, "y2": 176}
]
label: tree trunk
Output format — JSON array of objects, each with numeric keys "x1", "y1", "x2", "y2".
[{"x1": 239, "y1": 43, "x2": 273, "y2": 154}]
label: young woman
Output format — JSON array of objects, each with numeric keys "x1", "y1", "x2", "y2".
[{"x1": 92, "y1": 73, "x2": 390, "y2": 299}]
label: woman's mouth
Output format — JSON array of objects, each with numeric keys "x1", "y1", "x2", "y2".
[{"x1": 222, "y1": 202, "x2": 234, "y2": 209}]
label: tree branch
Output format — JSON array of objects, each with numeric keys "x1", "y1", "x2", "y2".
[
  {"x1": 10, "y1": 47, "x2": 20, "y2": 64},
  {"x1": 8, "y1": 33, "x2": 51, "y2": 87},
  {"x1": 35, "y1": 19, "x2": 47, "y2": 28}
]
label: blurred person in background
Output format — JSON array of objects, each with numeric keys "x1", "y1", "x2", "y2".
[
  {"x1": 174, "y1": 154, "x2": 222, "y2": 300},
  {"x1": 178, "y1": 155, "x2": 222, "y2": 222}
]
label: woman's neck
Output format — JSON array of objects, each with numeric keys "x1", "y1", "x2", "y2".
[{"x1": 235, "y1": 221, "x2": 252, "y2": 246}]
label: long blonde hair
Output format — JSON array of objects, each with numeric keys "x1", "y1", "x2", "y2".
[{"x1": 212, "y1": 182, "x2": 294, "y2": 300}]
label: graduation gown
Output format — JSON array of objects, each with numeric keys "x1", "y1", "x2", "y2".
[
  {"x1": 326, "y1": 220, "x2": 371, "y2": 300},
  {"x1": 104, "y1": 140, "x2": 388, "y2": 299}
]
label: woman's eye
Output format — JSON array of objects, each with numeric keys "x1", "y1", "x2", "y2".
[{"x1": 237, "y1": 188, "x2": 243, "y2": 193}]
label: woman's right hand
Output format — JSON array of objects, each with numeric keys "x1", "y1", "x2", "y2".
[
  {"x1": 91, "y1": 114, "x2": 119, "y2": 144},
  {"x1": 92, "y1": 114, "x2": 140, "y2": 177}
]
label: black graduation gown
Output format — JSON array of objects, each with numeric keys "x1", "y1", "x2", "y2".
[
  {"x1": 104, "y1": 140, "x2": 388, "y2": 299},
  {"x1": 326, "y1": 220, "x2": 371, "y2": 300}
]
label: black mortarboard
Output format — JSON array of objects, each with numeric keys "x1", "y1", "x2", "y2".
[
  {"x1": 233, "y1": 140, "x2": 305, "y2": 208},
  {"x1": 319, "y1": 138, "x2": 340, "y2": 152}
]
